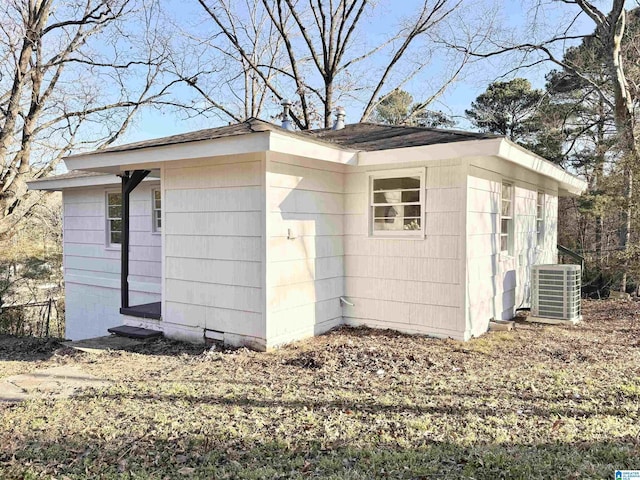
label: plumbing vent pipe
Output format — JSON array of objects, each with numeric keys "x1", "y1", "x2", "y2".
[
  {"x1": 281, "y1": 99, "x2": 293, "y2": 130},
  {"x1": 333, "y1": 107, "x2": 346, "y2": 130}
]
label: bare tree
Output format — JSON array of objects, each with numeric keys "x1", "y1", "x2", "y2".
[
  {"x1": 193, "y1": 0, "x2": 479, "y2": 129},
  {"x1": 447, "y1": 0, "x2": 639, "y2": 291},
  {"x1": 0, "y1": 0, "x2": 178, "y2": 239}
]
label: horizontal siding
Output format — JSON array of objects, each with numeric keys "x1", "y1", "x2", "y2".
[
  {"x1": 163, "y1": 156, "x2": 265, "y2": 339},
  {"x1": 62, "y1": 183, "x2": 162, "y2": 320},
  {"x1": 343, "y1": 162, "x2": 465, "y2": 337},
  {"x1": 265, "y1": 153, "x2": 345, "y2": 346},
  {"x1": 466, "y1": 162, "x2": 559, "y2": 337}
]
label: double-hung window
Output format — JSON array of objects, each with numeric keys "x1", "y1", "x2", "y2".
[
  {"x1": 152, "y1": 189, "x2": 162, "y2": 232},
  {"x1": 106, "y1": 192, "x2": 122, "y2": 247},
  {"x1": 500, "y1": 181, "x2": 514, "y2": 254},
  {"x1": 370, "y1": 169, "x2": 424, "y2": 236},
  {"x1": 536, "y1": 191, "x2": 545, "y2": 245}
]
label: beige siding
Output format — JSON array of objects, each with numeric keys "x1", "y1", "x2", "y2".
[
  {"x1": 342, "y1": 161, "x2": 466, "y2": 340},
  {"x1": 265, "y1": 153, "x2": 346, "y2": 347},
  {"x1": 162, "y1": 154, "x2": 266, "y2": 347},
  {"x1": 62, "y1": 182, "x2": 161, "y2": 340},
  {"x1": 466, "y1": 159, "x2": 559, "y2": 337}
]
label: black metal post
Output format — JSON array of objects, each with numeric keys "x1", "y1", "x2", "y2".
[
  {"x1": 120, "y1": 170, "x2": 151, "y2": 312},
  {"x1": 121, "y1": 172, "x2": 130, "y2": 309}
]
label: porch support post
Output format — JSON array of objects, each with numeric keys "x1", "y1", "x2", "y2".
[{"x1": 120, "y1": 169, "x2": 150, "y2": 310}]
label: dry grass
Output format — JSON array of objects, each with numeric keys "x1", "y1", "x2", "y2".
[{"x1": 1, "y1": 300, "x2": 640, "y2": 479}]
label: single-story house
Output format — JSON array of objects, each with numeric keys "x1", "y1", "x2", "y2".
[{"x1": 28, "y1": 114, "x2": 587, "y2": 350}]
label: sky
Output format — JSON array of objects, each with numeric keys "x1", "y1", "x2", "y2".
[{"x1": 119, "y1": 0, "x2": 604, "y2": 145}]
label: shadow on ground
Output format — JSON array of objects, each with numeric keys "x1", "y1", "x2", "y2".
[{"x1": 0, "y1": 428, "x2": 636, "y2": 479}]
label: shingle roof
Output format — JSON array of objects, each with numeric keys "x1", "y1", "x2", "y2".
[
  {"x1": 67, "y1": 118, "x2": 499, "y2": 158},
  {"x1": 69, "y1": 118, "x2": 286, "y2": 157},
  {"x1": 302, "y1": 123, "x2": 498, "y2": 151}
]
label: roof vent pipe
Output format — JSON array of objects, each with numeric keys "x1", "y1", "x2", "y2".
[
  {"x1": 333, "y1": 107, "x2": 346, "y2": 130},
  {"x1": 280, "y1": 99, "x2": 293, "y2": 130}
]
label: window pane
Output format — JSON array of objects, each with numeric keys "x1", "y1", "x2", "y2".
[
  {"x1": 108, "y1": 205, "x2": 122, "y2": 218},
  {"x1": 108, "y1": 193, "x2": 122, "y2": 206},
  {"x1": 401, "y1": 190, "x2": 420, "y2": 203},
  {"x1": 157, "y1": 218, "x2": 161, "y2": 229},
  {"x1": 373, "y1": 176, "x2": 420, "y2": 191},
  {"x1": 110, "y1": 231, "x2": 121, "y2": 244},
  {"x1": 110, "y1": 219, "x2": 122, "y2": 232},
  {"x1": 403, "y1": 218, "x2": 421, "y2": 230},
  {"x1": 502, "y1": 200, "x2": 511, "y2": 216},
  {"x1": 403, "y1": 205, "x2": 421, "y2": 217},
  {"x1": 500, "y1": 235, "x2": 508, "y2": 252},
  {"x1": 374, "y1": 206, "x2": 399, "y2": 218},
  {"x1": 156, "y1": 210, "x2": 161, "y2": 220},
  {"x1": 374, "y1": 218, "x2": 399, "y2": 231},
  {"x1": 501, "y1": 218, "x2": 510, "y2": 234},
  {"x1": 374, "y1": 191, "x2": 403, "y2": 204},
  {"x1": 154, "y1": 190, "x2": 161, "y2": 201},
  {"x1": 502, "y1": 183, "x2": 512, "y2": 199}
]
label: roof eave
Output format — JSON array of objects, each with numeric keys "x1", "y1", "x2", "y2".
[
  {"x1": 63, "y1": 130, "x2": 356, "y2": 173},
  {"x1": 497, "y1": 138, "x2": 587, "y2": 196},
  {"x1": 27, "y1": 174, "x2": 161, "y2": 191}
]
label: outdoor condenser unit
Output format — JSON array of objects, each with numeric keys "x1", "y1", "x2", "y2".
[{"x1": 530, "y1": 264, "x2": 582, "y2": 324}]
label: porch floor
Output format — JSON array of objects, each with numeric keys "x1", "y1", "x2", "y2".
[{"x1": 119, "y1": 302, "x2": 161, "y2": 320}]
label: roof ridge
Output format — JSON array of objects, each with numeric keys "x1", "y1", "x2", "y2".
[{"x1": 308, "y1": 121, "x2": 499, "y2": 139}]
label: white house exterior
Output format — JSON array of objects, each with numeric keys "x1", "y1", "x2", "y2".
[{"x1": 29, "y1": 119, "x2": 586, "y2": 350}]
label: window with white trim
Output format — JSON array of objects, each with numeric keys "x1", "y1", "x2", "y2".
[
  {"x1": 106, "y1": 191, "x2": 122, "y2": 247},
  {"x1": 500, "y1": 182, "x2": 514, "y2": 254},
  {"x1": 152, "y1": 189, "x2": 162, "y2": 232},
  {"x1": 536, "y1": 191, "x2": 545, "y2": 245},
  {"x1": 369, "y1": 169, "x2": 424, "y2": 236}
]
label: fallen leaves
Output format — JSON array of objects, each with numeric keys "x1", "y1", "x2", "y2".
[{"x1": 0, "y1": 300, "x2": 639, "y2": 479}]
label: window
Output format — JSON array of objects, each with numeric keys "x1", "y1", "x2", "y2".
[
  {"x1": 152, "y1": 189, "x2": 162, "y2": 232},
  {"x1": 370, "y1": 169, "x2": 424, "y2": 236},
  {"x1": 106, "y1": 192, "x2": 122, "y2": 247},
  {"x1": 500, "y1": 182, "x2": 514, "y2": 254},
  {"x1": 536, "y1": 191, "x2": 545, "y2": 245}
]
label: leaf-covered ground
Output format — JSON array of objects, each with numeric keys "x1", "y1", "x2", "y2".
[{"x1": 1, "y1": 300, "x2": 639, "y2": 479}]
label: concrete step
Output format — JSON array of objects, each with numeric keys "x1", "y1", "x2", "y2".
[{"x1": 107, "y1": 325, "x2": 163, "y2": 339}]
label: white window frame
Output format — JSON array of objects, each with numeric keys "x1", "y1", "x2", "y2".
[
  {"x1": 368, "y1": 168, "x2": 425, "y2": 237},
  {"x1": 152, "y1": 188, "x2": 162, "y2": 233},
  {"x1": 500, "y1": 181, "x2": 514, "y2": 255},
  {"x1": 536, "y1": 190, "x2": 545, "y2": 246},
  {"x1": 105, "y1": 190, "x2": 122, "y2": 249}
]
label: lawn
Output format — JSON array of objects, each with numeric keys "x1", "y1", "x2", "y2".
[{"x1": 1, "y1": 300, "x2": 639, "y2": 479}]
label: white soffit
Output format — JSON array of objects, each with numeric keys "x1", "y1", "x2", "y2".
[{"x1": 27, "y1": 174, "x2": 159, "y2": 191}]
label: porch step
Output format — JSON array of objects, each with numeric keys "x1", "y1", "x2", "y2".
[{"x1": 107, "y1": 325, "x2": 163, "y2": 340}]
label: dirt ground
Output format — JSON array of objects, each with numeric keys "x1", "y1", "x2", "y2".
[{"x1": 1, "y1": 300, "x2": 639, "y2": 479}]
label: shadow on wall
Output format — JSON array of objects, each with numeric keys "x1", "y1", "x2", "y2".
[{"x1": 269, "y1": 163, "x2": 344, "y2": 342}]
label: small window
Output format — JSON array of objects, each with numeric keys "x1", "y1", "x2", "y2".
[
  {"x1": 106, "y1": 192, "x2": 122, "y2": 247},
  {"x1": 536, "y1": 191, "x2": 544, "y2": 245},
  {"x1": 500, "y1": 182, "x2": 514, "y2": 254},
  {"x1": 152, "y1": 189, "x2": 162, "y2": 232},
  {"x1": 370, "y1": 169, "x2": 424, "y2": 236}
]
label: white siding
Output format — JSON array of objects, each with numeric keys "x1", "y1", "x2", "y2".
[
  {"x1": 466, "y1": 158, "x2": 559, "y2": 337},
  {"x1": 342, "y1": 160, "x2": 466, "y2": 340},
  {"x1": 162, "y1": 154, "x2": 266, "y2": 348},
  {"x1": 265, "y1": 153, "x2": 346, "y2": 347},
  {"x1": 63, "y1": 183, "x2": 161, "y2": 340}
]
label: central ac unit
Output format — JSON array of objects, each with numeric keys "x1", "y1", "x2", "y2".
[{"x1": 530, "y1": 264, "x2": 582, "y2": 324}]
